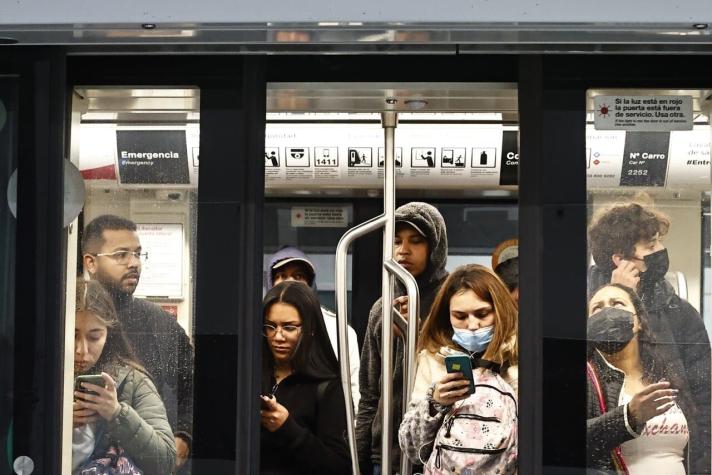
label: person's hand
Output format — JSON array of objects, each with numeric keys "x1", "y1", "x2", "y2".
[
  {"x1": 175, "y1": 436, "x2": 190, "y2": 471},
  {"x1": 611, "y1": 259, "x2": 640, "y2": 289},
  {"x1": 72, "y1": 400, "x2": 98, "y2": 428},
  {"x1": 432, "y1": 372, "x2": 471, "y2": 406},
  {"x1": 260, "y1": 395, "x2": 289, "y2": 432},
  {"x1": 74, "y1": 372, "x2": 121, "y2": 422},
  {"x1": 627, "y1": 381, "x2": 677, "y2": 430},
  {"x1": 393, "y1": 296, "x2": 409, "y2": 338}
]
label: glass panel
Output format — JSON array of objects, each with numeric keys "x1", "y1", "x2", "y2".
[
  {"x1": 0, "y1": 77, "x2": 17, "y2": 475},
  {"x1": 262, "y1": 83, "x2": 519, "y2": 475},
  {"x1": 67, "y1": 87, "x2": 199, "y2": 474},
  {"x1": 586, "y1": 88, "x2": 711, "y2": 474}
]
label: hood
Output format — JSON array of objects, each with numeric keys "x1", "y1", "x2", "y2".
[
  {"x1": 395, "y1": 202, "x2": 448, "y2": 289},
  {"x1": 266, "y1": 246, "x2": 317, "y2": 290}
]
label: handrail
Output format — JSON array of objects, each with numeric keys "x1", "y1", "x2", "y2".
[
  {"x1": 383, "y1": 259, "x2": 420, "y2": 475},
  {"x1": 335, "y1": 213, "x2": 388, "y2": 475},
  {"x1": 380, "y1": 111, "x2": 398, "y2": 474}
]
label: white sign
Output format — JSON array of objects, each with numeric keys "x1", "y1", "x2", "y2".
[
  {"x1": 134, "y1": 223, "x2": 184, "y2": 298},
  {"x1": 593, "y1": 95, "x2": 693, "y2": 132},
  {"x1": 291, "y1": 206, "x2": 349, "y2": 228}
]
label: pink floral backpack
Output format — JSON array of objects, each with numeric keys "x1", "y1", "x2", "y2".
[{"x1": 425, "y1": 369, "x2": 518, "y2": 475}]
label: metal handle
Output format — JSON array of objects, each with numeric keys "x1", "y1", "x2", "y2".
[
  {"x1": 383, "y1": 259, "x2": 420, "y2": 475},
  {"x1": 335, "y1": 213, "x2": 388, "y2": 475}
]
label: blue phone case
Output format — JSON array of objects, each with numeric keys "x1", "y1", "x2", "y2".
[{"x1": 444, "y1": 355, "x2": 476, "y2": 395}]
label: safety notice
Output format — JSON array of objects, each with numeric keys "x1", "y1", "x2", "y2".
[
  {"x1": 291, "y1": 206, "x2": 349, "y2": 228},
  {"x1": 593, "y1": 95, "x2": 693, "y2": 132}
]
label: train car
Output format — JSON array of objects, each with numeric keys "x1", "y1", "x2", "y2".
[{"x1": 2, "y1": 4, "x2": 712, "y2": 474}]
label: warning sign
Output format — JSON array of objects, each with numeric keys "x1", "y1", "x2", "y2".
[
  {"x1": 291, "y1": 206, "x2": 349, "y2": 228},
  {"x1": 594, "y1": 95, "x2": 693, "y2": 132}
]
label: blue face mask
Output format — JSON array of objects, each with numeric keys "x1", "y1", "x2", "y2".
[{"x1": 452, "y1": 325, "x2": 494, "y2": 353}]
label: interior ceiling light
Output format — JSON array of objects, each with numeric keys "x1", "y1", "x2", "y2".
[
  {"x1": 142, "y1": 23, "x2": 157, "y2": 30},
  {"x1": 385, "y1": 97, "x2": 397, "y2": 105},
  {"x1": 404, "y1": 99, "x2": 428, "y2": 110},
  {"x1": 693, "y1": 23, "x2": 709, "y2": 30}
]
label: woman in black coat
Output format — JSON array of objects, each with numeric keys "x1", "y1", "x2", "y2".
[{"x1": 260, "y1": 281, "x2": 350, "y2": 475}]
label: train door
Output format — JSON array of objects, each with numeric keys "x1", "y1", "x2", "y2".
[
  {"x1": 261, "y1": 81, "x2": 520, "y2": 474},
  {"x1": 585, "y1": 87, "x2": 712, "y2": 474}
]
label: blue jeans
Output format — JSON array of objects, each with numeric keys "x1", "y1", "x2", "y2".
[{"x1": 373, "y1": 464, "x2": 381, "y2": 475}]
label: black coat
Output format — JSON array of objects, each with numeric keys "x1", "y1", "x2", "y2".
[
  {"x1": 260, "y1": 374, "x2": 351, "y2": 474},
  {"x1": 114, "y1": 295, "x2": 195, "y2": 441},
  {"x1": 589, "y1": 267, "x2": 711, "y2": 474}
]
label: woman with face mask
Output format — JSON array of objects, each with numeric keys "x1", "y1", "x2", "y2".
[
  {"x1": 259, "y1": 281, "x2": 350, "y2": 474},
  {"x1": 587, "y1": 283, "x2": 697, "y2": 475},
  {"x1": 72, "y1": 279, "x2": 175, "y2": 474},
  {"x1": 398, "y1": 264, "x2": 518, "y2": 471}
]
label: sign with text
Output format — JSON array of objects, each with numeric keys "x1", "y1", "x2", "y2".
[
  {"x1": 116, "y1": 130, "x2": 190, "y2": 185},
  {"x1": 619, "y1": 132, "x2": 670, "y2": 187},
  {"x1": 134, "y1": 223, "x2": 184, "y2": 298},
  {"x1": 594, "y1": 95, "x2": 693, "y2": 132},
  {"x1": 291, "y1": 206, "x2": 349, "y2": 228}
]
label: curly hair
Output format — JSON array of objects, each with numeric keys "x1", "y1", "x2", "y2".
[{"x1": 588, "y1": 203, "x2": 669, "y2": 271}]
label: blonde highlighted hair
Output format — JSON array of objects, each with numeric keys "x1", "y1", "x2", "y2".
[{"x1": 418, "y1": 264, "x2": 518, "y2": 366}]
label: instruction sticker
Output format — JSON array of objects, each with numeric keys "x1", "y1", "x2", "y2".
[
  {"x1": 291, "y1": 206, "x2": 349, "y2": 228},
  {"x1": 594, "y1": 95, "x2": 693, "y2": 132}
]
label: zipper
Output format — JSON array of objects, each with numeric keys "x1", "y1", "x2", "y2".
[
  {"x1": 434, "y1": 443, "x2": 507, "y2": 469},
  {"x1": 444, "y1": 413, "x2": 501, "y2": 438}
]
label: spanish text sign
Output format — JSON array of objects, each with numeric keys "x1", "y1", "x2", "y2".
[{"x1": 593, "y1": 95, "x2": 693, "y2": 132}]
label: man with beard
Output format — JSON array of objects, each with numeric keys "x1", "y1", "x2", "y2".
[
  {"x1": 82, "y1": 215, "x2": 194, "y2": 473},
  {"x1": 588, "y1": 202, "x2": 710, "y2": 475}
]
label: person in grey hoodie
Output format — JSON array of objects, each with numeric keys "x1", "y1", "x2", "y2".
[
  {"x1": 355, "y1": 202, "x2": 449, "y2": 474},
  {"x1": 266, "y1": 246, "x2": 361, "y2": 409}
]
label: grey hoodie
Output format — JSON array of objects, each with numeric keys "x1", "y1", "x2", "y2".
[{"x1": 355, "y1": 202, "x2": 449, "y2": 470}]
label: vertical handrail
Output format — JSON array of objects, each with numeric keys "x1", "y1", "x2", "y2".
[
  {"x1": 380, "y1": 111, "x2": 398, "y2": 474},
  {"x1": 335, "y1": 214, "x2": 388, "y2": 475},
  {"x1": 383, "y1": 259, "x2": 420, "y2": 475}
]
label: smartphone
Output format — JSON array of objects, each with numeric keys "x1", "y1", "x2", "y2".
[
  {"x1": 75, "y1": 374, "x2": 105, "y2": 396},
  {"x1": 444, "y1": 355, "x2": 475, "y2": 395}
]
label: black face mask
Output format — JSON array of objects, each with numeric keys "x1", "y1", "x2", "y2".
[
  {"x1": 640, "y1": 248, "x2": 669, "y2": 286},
  {"x1": 587, "y1": 307, "x2": 636, "y2": 354}
]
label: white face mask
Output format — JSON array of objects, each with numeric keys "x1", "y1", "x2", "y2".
[{"x1": 452, "y1": 325, "x2": 494, "y2": 353}]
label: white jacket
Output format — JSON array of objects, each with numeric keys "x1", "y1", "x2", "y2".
[{"x1": 322, "y1": 307, "x2": 361, "y2": 411}]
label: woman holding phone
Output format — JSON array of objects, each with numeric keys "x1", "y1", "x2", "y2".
[
  {"x1": 260, "y1": 281, "x2": 350, "y2": 474},
  {"x1": 586, "y1": 283, "x2": 697, "y2": 474},
  {"x1": 398, "y1": 264, "x2": 519, "y2": 472},
  {"x1": 72, "y1": 279, "x2": 175, "y2": 474}
]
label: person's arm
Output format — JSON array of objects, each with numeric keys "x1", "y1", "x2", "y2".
[
  {"x1": 586, "y1": 404, "x2": 636, "y2": 466},
  {"x1": 673, "y1": 300, "x2": 711, "y2": 474},
  {"x1": 107, "y1": 372, "x2": 177, "y2": 475},
  {"x1": 269, "y1": 380, "x2": 351, "y2": 474},
  {"x1": 355, "y1": 302, "x2": 382, "y2": 471},
  {"x1": 348, "y1": 326, "x2": 361, "y2": 411},
  {"x1": 398, "y1": 359, "x2": 442, "y2": 465},
  {"x1": 169, "y1": 319, "x2": 195, "y2": 440}
]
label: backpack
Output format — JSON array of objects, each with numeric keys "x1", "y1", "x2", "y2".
[{"x1": 424, "y1": 369, "x2": 518, "y2": 475}]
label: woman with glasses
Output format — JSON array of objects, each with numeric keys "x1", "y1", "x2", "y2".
[{"x1": 260, "y1": 281, "x2": 350, "y2": 474}]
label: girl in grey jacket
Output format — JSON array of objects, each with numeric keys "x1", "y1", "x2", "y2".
[{"x1": 72, "y1": 280, "x2": 176, "y2": 475}]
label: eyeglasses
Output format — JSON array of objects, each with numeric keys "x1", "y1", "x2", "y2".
[
  {"x1": 91, "y1": 250, "x2": 148, "y2": 265},
  {"x1": 262, "y1": 323, "x2": 301, "y2": 338}
]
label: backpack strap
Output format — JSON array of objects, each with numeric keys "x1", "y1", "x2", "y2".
[{"x1": 586, "y1": 361, "x2": 630, "y2": 475}]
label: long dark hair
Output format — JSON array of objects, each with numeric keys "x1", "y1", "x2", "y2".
[
  {"x1": 261, "y1": 281, "x2": 339, "y2": 391},
  {"x1": 76, "y1": 279, "x2": 145, "y2": 376}
]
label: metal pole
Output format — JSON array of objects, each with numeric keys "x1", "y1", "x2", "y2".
[
  {"x1": 335, "y1": 214, "x2": 388, "y2": 475},
  {"x1": 383, "y1": 259, "x2": 420, "y2": 475},
  {"x1": 380, "y1": 111, "x2": 398, "y2": 474}
]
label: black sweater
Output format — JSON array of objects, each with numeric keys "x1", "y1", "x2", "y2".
[{"x1": 260, "y1": 374, "x2": 351, "y2": 474}]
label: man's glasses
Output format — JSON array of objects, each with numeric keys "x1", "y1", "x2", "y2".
[
  {"x1": 92, "y1": 250, "x2": 148, "y2": 265},
  {"x1": 262, "y1": 323, "x2": 301, "y2": 338}
]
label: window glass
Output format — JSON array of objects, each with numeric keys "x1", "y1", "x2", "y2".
[
  {"x1": 586, "y1": 88, "x2": 711, "y2": 474},
  {"x1": 0, "y1": 77, "x2": 17, "y2": 475},
  {"x1": 67, "y1": 87, "x2": 198, "y2": 474}
]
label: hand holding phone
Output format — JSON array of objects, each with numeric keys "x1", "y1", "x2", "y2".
[
  {"x1": 441, "y1": 355, "x2": 476, "y2": 401},
  {"x1": 75, "y1": 374, "x2": 105, "y2": 398}
]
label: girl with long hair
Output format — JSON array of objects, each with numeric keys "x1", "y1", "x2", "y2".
[
  {"x1": 587, "y1": 283, "x2": 697, "y2": 474},
  {"x1": 398, "y1": 264, "x2": 519, "y2": 472},
  {"x1": 259, "y1": 281, "x2": 350, "y2": 474},
  {"x1": 72, "y1": 279, "x2": 175, "y2": 474}
]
